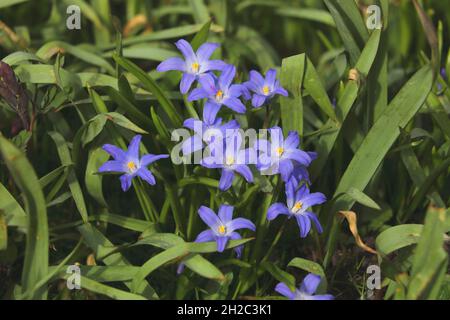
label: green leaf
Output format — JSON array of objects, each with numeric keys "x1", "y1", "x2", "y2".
[
  {"x1": 49, "y1": 131, "x2": 89, "y2": 223},
  {"x1": 332, "y1": 66, "x2": 433, "y2": 210},
  {"x1": 287, "y1": 257, "x2": 325, "y2": 277},
  {"x1": 280, "y1": 54, "x2": 305, "y2": 136},
  {"x1": 0, "y1": 0, "x2": 29, "y2": 9},
  {"x1": 113, "y1": 54, "x2": 183, "y2": 127},
  {"x1": 104, "y1": 45, "x2": 178, "y2": 62},
  {"x1": 46, "y1": 192, "x2": 72, "y2": 207},
  {"x1": 52, "y1": 265, "x2": 140, "y2": 282},
  {"x1": 0, "y1": 182, "x2": 27, "y2": 231},
  {"x1": 92, "y1": 213, "x2": 157, "y2": 233},
  {"x1": 105, "y1": 112, "x2": 148, "y2": 134},
  {"x1": 324, "y1": 0, "x2": 369, "y2": 65},
  {"x1": 134, "y1": 232, "x2": 184, "y2": 249},
  {"x1": 2, "y1": 51, "x2": 45, "y2": 65},
  {"x1": 81, "y1": 114, "x2": 107, "y2": 147},
  {"x1": 13, "y1": 64, "x2": 142, "y2": 92},
  {"x1": 261, "y1": 261, "x2": 296, "y2": 291},
  {"x1": 404, "y1": 157, "x2": 450, "y2": 220},
  {"x1": 116, "y1": 24, "x2": 222, "y2": 49},
  {"x1": 345, "y1": 188, "x2": 381, "y2": 210},
  {"x1": 375, "y1": 224, "x2": 423, "y2": 256},
  {"x1": 131, "y1": 243, "x2": 188, "y2": 292},
  {"x1": 303, "y1": 57, "x2": 337, "y2": 121},
  {"x1": 412, "y1": 0, "x2": 439, "y2": 78},
  {"x1": 61, "y1": 0, "x2": 107, "y2": 34},
  {"x1": 325, "y1": 65, "x2": 433, "y2": 267},
  {"x1": 182, "y1": 254, "x2": 225, "y2": 281},
  {"x1": 407, "y1": 207, "x2": 448, "y2": 299},
  {"x1": 276, "y1": 7, "x2": 335, "y2": 27},
  {"x1": 78, "y1": 223, "x2": 158, "y2": 299},
  {"x1": 63, "y1": 274, "x2": 146, "y2": 300},
  {"x1": 400, "y1": 143, "x2": 446, "y2": 221},
  {"x1": 287, "y1": 257, "x2": 328, "y2": 292},
  {"x1": 36, "y1": 41, "x2": 115, "y2": 74},
  {"x1": 187, "y1": 238, "x2": 254, "y2": 253},
  {"x1": 19, "y1": 239, "x2": 83, "y2": 299},
  {"x1": 0, "y1": 135, "x2": 48, "y2": 299},
  {"x1": 85, "y1": 147, "x2": 108, "y2": 207},
  {"x1": 150, "y1": 106, "x2": 171, "y2": 143},
  {"x1": 311, "y1": 29, "x2": 381, "y2": 178},
  {"x1": 39, "y1": 165, "x2": 69, "y2": 189},
  {"x1": 191, "y1": 20, "x2": 212, "y2": 51},
  {"x1": 104, "y1": 86, "x2": 151, "y2": 132},
  {"x1": 235, "y1": 26, "x2": 279, "y2": 68},
  {"x1": 189, "y1": 0, "x2": 210, "y2": 24},
  {"x1": 178, "y1": 176, "x2": 219, "y2": 188}
]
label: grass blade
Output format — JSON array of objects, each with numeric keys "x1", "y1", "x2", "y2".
[{"x1": 0, "y1": 135, "x2": 48, "y2": 299}]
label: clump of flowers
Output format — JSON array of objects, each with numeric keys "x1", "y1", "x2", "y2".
[{"x1": 99, "y1": 38, "x2": 330, "y2": 297}]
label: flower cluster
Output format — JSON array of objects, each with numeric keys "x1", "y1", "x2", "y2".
[{"x1": 98, "y1": 38, "x2": 331, "y2": 299}]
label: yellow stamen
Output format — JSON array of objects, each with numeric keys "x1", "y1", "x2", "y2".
[
  {"x1": 191, "y1": 62, "x2": 199, "y2": 73},
  {"x1": 217, "y1": 225, "x2": 226, "y2": 235},
  {"x1": 293, "y1": 201, "x2": 303, "y2": 213},
  {"x1": 127, "y1": 161, "x2": 137, "y2": 172},
  {"x1": 215, "y1": 90, "x2": 224, "y2": 100},
  {"x1": 225, "y1": 156, "x2": 235, "y2": 166},
  {"x1": 276, "y1": 147, "x2": 284, "y2": 156},
  {"x1": 262, "y1": 85, "x2": 270, "y2": 95}
]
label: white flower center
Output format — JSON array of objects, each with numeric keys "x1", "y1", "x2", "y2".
[{"x1": 225, "y1": 156, "x2": 235, "y2": 166}]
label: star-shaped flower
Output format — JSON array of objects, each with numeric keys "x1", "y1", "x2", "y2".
[
  {"x1": 276, "y1": 274, "x2": 334, "y2": 300},
  {"x1": 98, "y1": 135, "x2": 168, "y2": 191},
  {"x1": 195, "y1": 205, "x2": 256, "y2": 255},
  {"x1": 244, "y1": 69, "x2": 288, "y2": 108},
  {"x1": 157, "y1": 39, "x2": 226, "y2": 94},
  {"x1": 267, "y1": 182, "x2": 326, "y2": 238}
]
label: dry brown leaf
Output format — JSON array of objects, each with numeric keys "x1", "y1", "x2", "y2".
[
  {"x1": 86, "y1": 253, "x2": 97, "y2": 266},
  {"x1": 339, "y1": 211, "x2": 377, "y2": 255},
  {"x1": 123, "y1": 14, "x2": 152, "y2": 37}
]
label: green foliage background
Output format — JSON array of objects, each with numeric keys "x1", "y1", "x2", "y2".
[{"x1": 0, "y1": 0, "x2": 449, "y2": 300}]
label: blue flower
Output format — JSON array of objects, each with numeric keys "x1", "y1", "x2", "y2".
[
  {"x1": 257, "y1": 126, "x2": 314, "y2": 182},
  {"x1": 182, "y1": 106, "x2": 240, "y2": 156},
  {"x1": 289, "y1": 165, "x2": 311, "y2": 186},
  {"x1": 156, "y1": 39, "x2": 226, "y2": 94},
  {"x1": 441, "y1": 67, "x2": 447, "y2": 81},
  {"x1": 98, "y1": 135, "x2": 168, "y2": 192},
  {"x1": 244, "y1": 69, "x2": 288, "y2": 108},
  {"x1": 288, "y1": 152, "x2": 317, "y2": 185},
  {"x1": 267, "y1": 182, "x2": 326, "y2": 238},
  {"x1": 201, "y1": 131, "x2": 255, "y2": 191},
  {"x1": 188, "y1": 64, "x2": 247, "y2": 117},
  {"x1": 275, "y1": 274, "x2": 334, "y2": 300},
  {"x1": 195, "y1": 205, "x2": 256, "y2": 256}
]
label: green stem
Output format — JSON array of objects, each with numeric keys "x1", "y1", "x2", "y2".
[{"x1": 260, "y1": 221, "x2": 286, "y2": 263}]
